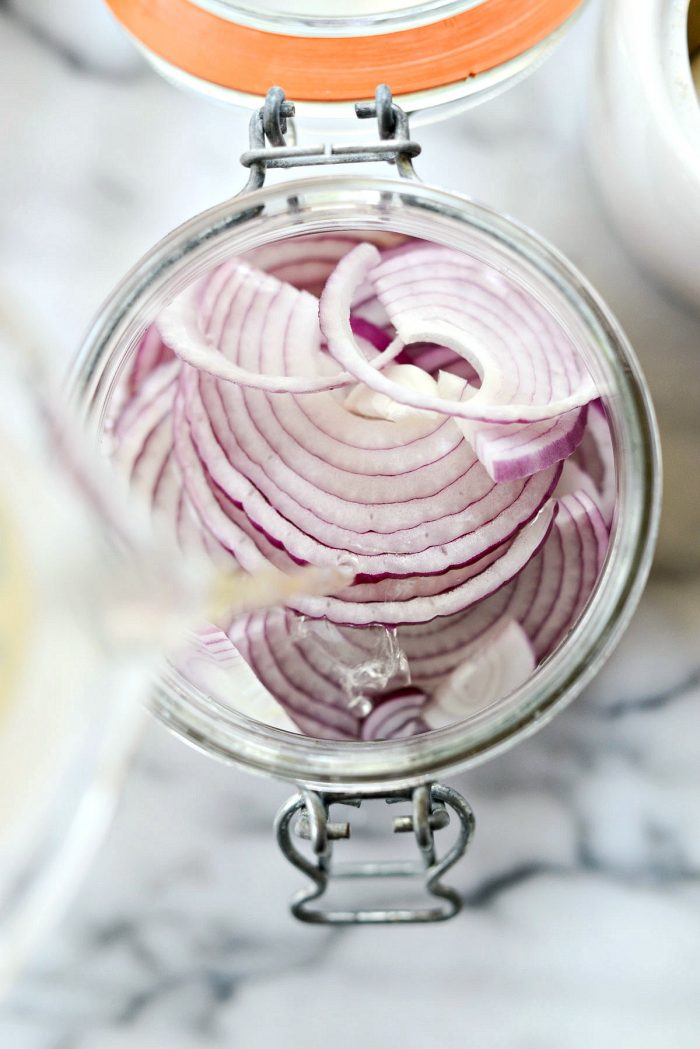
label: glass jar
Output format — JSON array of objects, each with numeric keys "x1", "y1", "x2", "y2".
[
  {"x1": 71, "y1": 96, "x2": 660, "y2": 922},
  {"x1": 0, "y1": 353, "x2": 149, "y2": 990},
  {"x1": 0, "y1": 306, "x2": 224, "y2": 978},
  {"x1": 104, "y1": 0, "x2": 586, "y2": 122}
]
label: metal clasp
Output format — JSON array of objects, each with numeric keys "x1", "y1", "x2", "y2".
[
  {"x1": 275, "y1": 783, "x2": 475, "y2": 924},
  {"x1": 240, "y1": 83, "x2": 421, "y2": 192}
]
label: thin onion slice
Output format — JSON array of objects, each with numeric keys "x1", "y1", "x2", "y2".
[
  {"x1": 423, "y1": 619, "x2": 535, "y2": 729},
  {"x1": 224, "y1": 484, "x2": 606, "y2": 738},
  {"x1": 156, "y1": 260, "x2": 403, "y2": 394},
  {"x1": 289, "y1": 500, "x2": 557, "y2": 625},
  {"x1": 127, "y1": 325, "x2": 173, "y2": 397},
  {"x1": 229, "y1": 609, "x2": 364, "y2": 740},
  {"x1": 173, "y1": 626, "x2": 299, "y2": 733},
  {"x1": 513, "y1": 489, "x2": 609, "y2": 659},
  {"x1": 395, "y1": 484, "x2": 609, "y2": 689},
  {"x1": 571, "y1": 400, "x2": 616, "y2": 526},
  {"x1": 461, "y1": 406, "x2": 589, "y2": 484},
  {"x1": 182, "y1": 358, "x2": 561, "y2": 581},
  {"x1": 360, "y1": 686, "x2": 429, "y2": 741},
  {"x1": 319, "y1": 245, "x2": 597, "y2": 474},
  {"x1": 246, "y1": 231, "x2": 408, "y2": 298}
]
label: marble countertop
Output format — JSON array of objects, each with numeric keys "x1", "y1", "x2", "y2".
[{"x1": 1, "y1": 2, "x2": 700, "y2": 1046}]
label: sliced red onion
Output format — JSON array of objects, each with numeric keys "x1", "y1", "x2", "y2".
[
  {"x1": 110, "y1": 233, "x2": 611, "y2": 742},
  {"x1": 571, "y1": 400, "x2": 616, "y2": 526},
  {"x1": 192, "y1": 625, "x2": 240, "y2": 666},
  {"x1": 173, "y1": 625, "x2": 299, "y2": 733},
  {"x1": 182, "y1": 340, "x2": 560, "y2": 584},
  {"x1": 349, "y1": 314, "x2": 393, "y2": 352},
  {"x1": 344, "y1": 363, "x2": 440, "y2": 422},
  {"x1": 360, "y1": 687, "x2": 429, "y2": 741},
  {"x1": 512, "y1": 489, "x2": 609, "y2": 660},
  {"x1": 367, "y1": 478, "x2": 609, "y2": 709},
  {"x1": 156, "y1": 259, "x2": 403, "y2": 394},
  {"x1": 225, "y1": 480, "x2": 605, "y2": 736},
  {"x1": 121, "y1": 257, "x2": 241, "y2": 401},
  {"x1": 228, "y1": 609, "x2": 365, "y2": 739},
  {"x1": 246, "y1": 231, "x2": 408, "y2": 298},
  {"x1": 371, "y1": 244, "x2": 598, "y2": 420},
  {"x1": 396, "y1": 586, "x2": 515, "y2": 690},
  {"x1": 246, "y1": 235, "x2": 365, "y2": 297},
  {"x1": 555, "y1": 459, "x2": 600, "y2": 505},
  {"x1": 396, "y1": 342, "x2": 480, "y2": 384},
  {"x1": 423, "y1": 619, "x2": 535, "y2": 729},
  {"x1": 228, "y1": 609, "x2": 422, "y2": 739},
  {"x1": 464, "y1": 406, "x2": 588, "y2": 484},
  {"x1": 319, "y1": 244, "x2": 597, "y2": 480},
  {"x1": 127, "y1": 325, "x2": 173, "y2": 396},
  {"x1": 396, "y1": 483, "x2": 609, "y2": 679},
  {"x1": 288, "y1": 500, "x2": 556, "y2": 625}
]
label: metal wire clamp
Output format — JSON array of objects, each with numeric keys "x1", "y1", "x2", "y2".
[
  {"x1": 275, "y1": 783, "x2": 475, "y2": 924},
  {"x1": 240, "y1": 83, "x2": 421, "y2": 191}
]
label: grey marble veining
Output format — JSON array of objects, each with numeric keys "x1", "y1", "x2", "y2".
[
  {"x1": 4, "y1": 579, "x2": 700, "y2": 1049},
  {"x1": 1, "y1": 2, "x2": 699, "y2": 1046}
]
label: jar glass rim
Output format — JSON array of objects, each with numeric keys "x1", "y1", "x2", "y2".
[
  {"x1": 191, "y1": 0, "x2": 487, "y2": 37},
  {"x1": 72, "y1": 174, "x2": 661, "y2": 792}
]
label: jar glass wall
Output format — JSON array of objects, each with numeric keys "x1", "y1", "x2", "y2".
[
  {"x1": 0, "y1": 357, "x2": 148, "y2": 991},
  {"x1": 72, "y1": 175, "x2": 660, "y2": 792}
]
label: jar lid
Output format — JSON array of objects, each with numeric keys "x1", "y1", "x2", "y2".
[{"x1": 105, "y1": 0, "x2": 584, "y2": 110}]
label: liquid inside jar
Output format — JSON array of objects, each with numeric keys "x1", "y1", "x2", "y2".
[{"x1": 107, "y1": 233, "x2": 615, "y2": 741}]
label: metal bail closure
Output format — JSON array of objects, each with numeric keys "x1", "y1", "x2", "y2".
[
  {"x1": 275, "y1": 783, "x2": 475, "y2": 925},
  {"x1": 239, "y1": 83, "x2": 421, "y2": 193}
]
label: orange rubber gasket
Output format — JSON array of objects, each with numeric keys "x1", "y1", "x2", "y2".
[{"x1": 105, "y1": 0, "x2": 583, "y2": 101}]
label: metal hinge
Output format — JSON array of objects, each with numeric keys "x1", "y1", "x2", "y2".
[
  {"x1": 239, "y1": 83, "x2": 421, "y2": 192},
  {"x1": 275, "y1": 783, "x2": 475, "y2": 924}
]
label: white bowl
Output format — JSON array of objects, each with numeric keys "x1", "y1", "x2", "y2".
[{"x1": 588, "y1": 0, "x2": 700, "y2": 310}]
